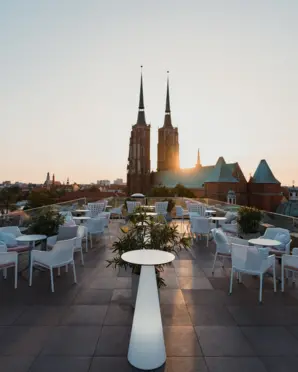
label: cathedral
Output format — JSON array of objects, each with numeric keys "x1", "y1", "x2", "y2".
[{"x1": 127, "y1": 69, "x2": 283, "y2": 212}]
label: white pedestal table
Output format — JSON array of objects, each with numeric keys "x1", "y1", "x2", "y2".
[{"x1": 121, "y1": 249, "x2": 175, "y2": 370}]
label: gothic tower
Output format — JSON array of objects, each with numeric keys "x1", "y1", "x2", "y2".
[
  {"x1": 157, "y1": 72, "x2": 179, "y2": 171},
  {"x1": 127, "y1": 67, "x2": 151, "y2": 195}
]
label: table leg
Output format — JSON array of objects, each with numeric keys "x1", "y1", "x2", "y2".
[{"x1": 128, "y1": 265, "x2": 166, "y2": 370}]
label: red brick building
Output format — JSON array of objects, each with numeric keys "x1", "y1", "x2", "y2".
[{"x1": 127, "y1": 70, "x2": 282, "y2": 212}]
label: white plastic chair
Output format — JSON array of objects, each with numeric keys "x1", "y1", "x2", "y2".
[
  {"x1": 127, "y1": 201, "x2": 141, "y2": 214},
  {"x1": 86, "y1": 218, "x2": 105, "y2": 249},
  {"x1": 110, "y1": 204, "x2": 124, "y2": 219},
  {"x1": 0, "y1": 241, "x2": 18, "y2": 289},
  {"x1": 259, "y1": 227, "x2": 292, "y2": 255},
  {"x1": 211, "y1": 228, "x2": 248, "y2": 273},
  {"x1": 29, "y1": 237, "x2": 77, "y2": 293},
  {"x1": 281, "y1": 248, "x2": 298, "y2": 292},
  {"x1": 175, "y1": 206, "x2": 189, "y2": 223},
  {"x1": 190, "y1": 217, "x2": 210, "y2": 246},
  {"x1": 155, "y1": 202, "x2": 168, "y2": 217},
  {"x1": 229, "y1": 243, "x2": 276, "y2": 302},
  {"x1": 188, "y1": 203, "x2": 200, "y2": 214},
  {"x1": 88, "y1": 202, "x2": 105, "y2": 218}
]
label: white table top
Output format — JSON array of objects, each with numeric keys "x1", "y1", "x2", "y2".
[
  {"x1": 122, "y1": 249, "x2": 175, "y2": 266},
  {"x1": 249, "y1": 238, "x2": 281, "y2": 247},
  {"x1": 205, "y1": 210, "x2": 216, "y2": 213},
  {"x1": 75, "y1": 209, "x2": 90, "y2": 213},
  {"x1": 73, "y1": 216, "x2": 91, "y2": 220},
  {"x1": 16, "y1": 234, "x2": 47, "y2": 242},
  {"x1": 209, "y1": 217, "x2": 227, "y2": 221}
]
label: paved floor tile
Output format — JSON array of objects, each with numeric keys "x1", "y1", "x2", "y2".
[
  {"x1": 90, "y1": 277, "x2": 131, "y2": 289},
  {"x1": 111, "y1": 289, "x2": 133, "y2": 305},
  {"x1": 89, "y1": 357, "x2": 133, "y2": 372},
  {"x1": 228, "y1": 306, "x2": 286, "y2": 326},
  {"x1": 182, "y1": 289, "x2": 226, "y2": 305},
  {"x1": 95, "y1": 326, "x2": 130, "y2": 356},
  {"x1": 161, "y1": 304, "x2": 192, "y2": 326},
  {"x1": 164, "y1": 326, "x2": 202, "y2": 356},
  {"x1": 59, "y1": 305, "x2": 108, "y2": 325},
  {"x1": 178, "y1": 277, "x2": 213, "y2": 290},
  {"x1": 29, "y1": 356, "x2": 91, "y2": 372},
  {"x1": 188, "y1": 305, "x2": 236, "y2": 326},
  {"x1": 42, "y1": 326, "x2": 101, "y2": 356},
  {"x1": 159, "y1": 289, "x2": 186, "y2": 305},
  {"x1": 0, "y1": 326, "x2": 52, "y2": 356},
  {"x1": 14, "y1": 306, "x2": 67, "y2": 326},
  {"x1": 161, "y1": 275, "x2": 180, "y2": 289},
  {"x1": 173, "y1": 260, "x2": 197, "y2": 269},
  {"x1": 205, "y1": 357, "x2": 267, "y2": 372},
  {"x1": 174, "y1": 267, "x2": 206, "y2": 277},
  {"x1": 241, "y1": 326, "x2": 298, "y2": 356},
  {"x1": 195, "y1": 326, "x2": 255, "y2": 356},
  {"x1": 165, "y1": 357, "x2": 208, "y2": 372},
  {"x1": 0, "y1": 306, "x2": 27, "y2": 325},
  {"x1": 261, "y1": 356, "x2": 298, "y2": 372},
  {"x1": 104, "y1": 304, "x2": 134, "y2": 325},
  {"x1": 0, "y1": 356, "x2": 34, "y2": 372},
  {"x1": 73, "y1": 289, "x2": 113, "y2": 305}
]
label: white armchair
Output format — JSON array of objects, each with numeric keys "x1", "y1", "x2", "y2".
[
  {"x1": 29, "y1": 237, "x2": 77, "y2": 293},
  {"x1": 211, "y1": 228, "x2": 249, "y2": 273},
  {"x1": 259, "y1": 227, "x2": 292, "y2": 255},
  {"x1": 281, "y1": 248, "x2": 298, "y2": 292},
  {"x1": 86, "y1": 218, "x2": 105, "y2": 249},
  {"x1": 110, "y1": 204, "x2": 124, "y2": 219},
  {"x1": 0, "y1": 241, "x2": 18, "y2": 289},
  {"x1": 229, "y1": 243, "x2": 276, "y2": 302},
  {"x1": 127, "y1": 201, "x2": 141, "y2": 214},
  {"x1": 191, "y1": 217, "x2": 210, "y2": 246}
]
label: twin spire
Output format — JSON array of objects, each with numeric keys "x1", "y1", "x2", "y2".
[{"x1": 136, "y1": 67, "x2": 173, "y2": 128}]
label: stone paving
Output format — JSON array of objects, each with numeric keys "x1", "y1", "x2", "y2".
[{"x1": 1, "y1": 220, "x2": 298, "y2": 371}]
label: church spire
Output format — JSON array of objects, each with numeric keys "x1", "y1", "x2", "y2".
[
  {"x1": 136, "y1": 66, "x2": 146, "y2": 125},
  {"x1": 164, "y1": 71, "x2": 172, "y2": 127}
]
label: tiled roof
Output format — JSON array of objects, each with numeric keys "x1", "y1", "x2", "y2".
[{"x1": 251, "y1": 159, "x2": 280, "y2": 184}]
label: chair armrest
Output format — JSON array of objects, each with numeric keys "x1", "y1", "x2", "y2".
[
  {"x1": 31, "y1": 250, "x2": 52, "y2": 263},
  {"x1": 0, "y1": 251, "x2": 18, "y2": 260}
]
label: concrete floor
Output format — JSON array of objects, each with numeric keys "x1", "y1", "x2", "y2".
[{"x1": 1, "y1": 220, "x2": 298, "y2": 371}]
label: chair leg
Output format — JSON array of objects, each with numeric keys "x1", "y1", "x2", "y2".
[
  {"x1": 14, "y1": 263, "x2": 18, "y2": 289},
  {"x1": 281, "y1": 261, "x2": 285, "y2": 292},
  {"x1": 229, "y1": 268, "x2": 234, "y2": 294},
  {"x1": 65, "y1": 265, "x2": 68, "y2": 273},
  {"x1": 206, "y1": 234, "x2": 209, "y2": 247},
  {"x1": 29, "y1": 261, "x2": 33, "y2": 287},
  {"x1": 212, "y1": 252, "x2": 217, "y2": 274},
  {"x1": 72, "y1": 261, "x2": 77, "y2": 284},
  {"x1": 259, "y1": 273, "x2": 263, "y2": 303},
  {"x1": 50, "y1": 268, "x2": 55, "y2": 293},
  {"x1": 80, "y1": 248, "x2": 84, "y2": 265},
  {"x1": 3, "y1": 268, "x2": 7, "y2": 279},
  {"x1": 272, "y1": 264, "x2": 277, "y2": 293},
  {"x1": 58, "y1": 267, "x2": 61, "y2": 276},
  {"x1": 85, "y1": 235, "x2": 88, "y2": 253},
  {"x1": 90, "y1": 234, "x2": 93, "y2": 249}
]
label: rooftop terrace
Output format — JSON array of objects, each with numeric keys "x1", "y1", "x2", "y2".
[{"x1": 1, "y1": 218, "x2": 298, "y2": 372}]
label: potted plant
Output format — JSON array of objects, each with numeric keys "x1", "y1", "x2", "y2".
[
  {"x1": 29, "y1": 207, "x2": 65, "y2": 237},
  {"x1": 237, "y1": 206, "x2": 262, "y2": 239},
  {"x1": 106, "y1": 211, "x2": 191, "y2": 307}
]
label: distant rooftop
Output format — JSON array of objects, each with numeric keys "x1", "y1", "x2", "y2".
[{"x1": 251, "y1": 159, "x2": 280, "y2": 184}]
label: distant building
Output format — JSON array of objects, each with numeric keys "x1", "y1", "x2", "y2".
[
  {"x1": 97, "y1": 180, "x2": 110, "y2": 186},
  {"x1": 126, "y1": 69, "x2": 283, "y2": 212},
  {"x1": 277, "y1": 185, "x2": 298, "y2": 217},
  {"x1": 113, "y1": 178, "x2": 124, "y2": 185}
]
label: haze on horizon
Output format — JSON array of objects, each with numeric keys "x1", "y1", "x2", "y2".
[{"x1": 1, "y1": 0, "x2": 297, "y2": 185}]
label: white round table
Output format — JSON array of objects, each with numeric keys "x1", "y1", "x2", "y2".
[
  {"x1": 209, "y1": 216, "x2": 227, "y2": 228},
  {"x1": 75, "y1": 209, "x2": 90, "y2": 213},
  {"x1": 73, "y1": 216, "x2": 91, "y2": 224},
  {"x1": 248, "y1": 238, "x2": 281, "y2": 248},
  {"x1": 122, "y1": 249, "x2": 175, "y2": 370},
  {"x1": 16, "y1": 234, "x2": 47, "y2": 274},
  {"x1": 205, "y1": 209, "x2": 216, "y2": 216}
]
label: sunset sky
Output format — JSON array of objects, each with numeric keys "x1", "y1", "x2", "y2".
[{"x1": 1, "y1": 1, "x2": 297, "y2": 185}]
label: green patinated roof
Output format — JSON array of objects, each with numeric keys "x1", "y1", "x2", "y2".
[
  {"x1": 252, "y1": 159, "x2": 280, "y2": 184},
  {"x1": 205, "y1": 157, "x2": 238, "y2": 183},
  {"x1": 153, "y1": 157, "x2": 239, "y2": 188}
]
